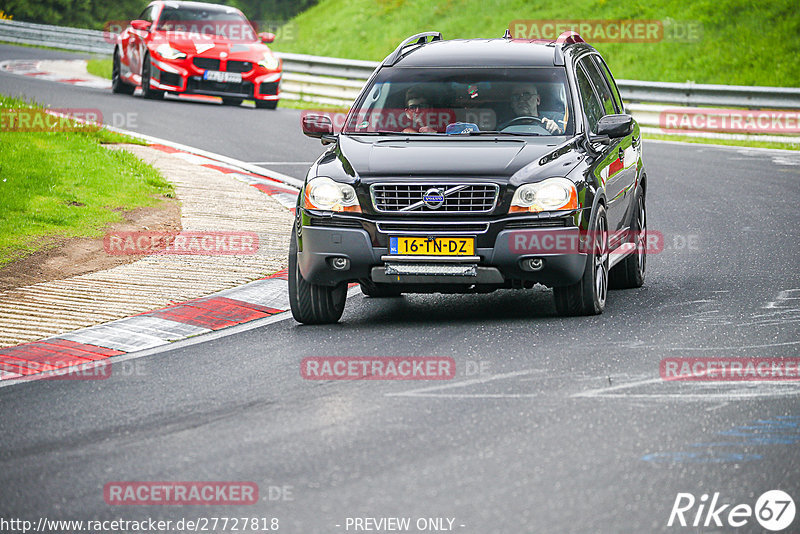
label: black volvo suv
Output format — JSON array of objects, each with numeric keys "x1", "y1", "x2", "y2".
[{"x1": 290, "y1": 31, "x2": 648, "y2": 324}]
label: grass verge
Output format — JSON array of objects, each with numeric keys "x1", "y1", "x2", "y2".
[
  {"x1": 0, "y1": 95, "x2": 174, "y2": 268},
  {"x1": 86, "y1": 58, "x2": 112, "y2": 79},
  {"x1": 644, "y1": 133, "x2": 799, "y2": 151}
]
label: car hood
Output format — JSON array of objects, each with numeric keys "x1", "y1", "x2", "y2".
[
  {"x1": 322, "y1": 135, "x2": 580, "y2": 179},
  {"x1": 152, "y1": 32, "x2": 269, "y2": 57}
]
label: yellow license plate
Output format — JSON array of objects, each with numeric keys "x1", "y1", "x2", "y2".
[{"x1": 389, "y1": 236, "x2": 474, "y2": 256}]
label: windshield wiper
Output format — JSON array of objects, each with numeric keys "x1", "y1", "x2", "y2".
[{"x1": 461, "y1": 131, "x2": 542, "y2": 136}]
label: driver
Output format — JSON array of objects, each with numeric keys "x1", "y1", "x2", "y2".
[
  {"x1": 402, "y1": 87, "x2": 437, "y2": 133},
  {"x1": 503, "y1": 83, "x2": 563, "y2": 134}
]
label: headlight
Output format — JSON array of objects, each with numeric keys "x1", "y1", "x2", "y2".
[
  {"x1": 303, "y1": 177, "x2": 361, "y2": 213},
  {"x1": 258, "y1": 53, "x2": 280, "y2": 70},
  {"x1": 509, "y1": 178, "x2": 578, "y2": 213},
  {"x1": 155, "y1": 44, "x2": 186, "y2": 60}
]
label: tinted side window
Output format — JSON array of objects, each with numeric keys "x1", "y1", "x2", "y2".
[
  {"x1": 592, "y1": 56, "x2": 624, "y2": 112},
  {"x1": 581, "y1": 58, "x2": 617, "y2": 116},
  {"x1": 575, "y1": 63, "x2": 604, "y2": 133}
]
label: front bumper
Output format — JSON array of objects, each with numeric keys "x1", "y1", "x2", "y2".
[
  {"x1": 149, "y1": 57, "x2": 280, "y2": 100},
  {"x1": 296, "y1": 214, "x2": 588, "y2": 289}
]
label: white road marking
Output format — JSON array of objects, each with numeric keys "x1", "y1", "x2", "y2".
[
  {"x1": 386, "y1": 369, "x2": 542, "y2": 398},
  {"x1": 249, "y1": 161, "x2": 314, "y2": 165},
  {"x1": 573, "y1": 375, "x2": 800, "y2": 401},
  {"x1": 763, "y1": 289, "x2": 800, "y2": 309},
  {"x1": 623, "y1": 340, "x2": 800, "y2": 350}
]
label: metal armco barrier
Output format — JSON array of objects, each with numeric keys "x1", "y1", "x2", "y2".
[{"x1": 0, "y1": 19, "x2": 114, "y2": 54}]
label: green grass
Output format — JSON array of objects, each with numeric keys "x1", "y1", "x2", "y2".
[
  {"x1": 277, "y1": 99, "x2": 349, "y2": 112},
  {"x1": 644, "y1": 132, "x2": 800, "y2": 151},
  {"x1": 0, "y1": 95, "x2": 173, "y2": 267},
  {"x1": 0, "y1": 40, "x2": 99, "y2": 53},
  {"x1": 270, "y1": 0, "x2": 799, "y2": 87},
  {"x1": 86, "y1": 58, "x2": 112, "y2": 79}
]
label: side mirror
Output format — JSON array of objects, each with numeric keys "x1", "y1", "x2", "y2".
[
  {"x1": 302, "y1": 115, "x2": 336, "y2": 142},
  {"x1": 259, "y1": 32, "x2": 276, "y2": 43},
  {"x1": 130, "y1": 19, "x2": 152, "y2": 31},
  {"x1": 595, "y1": 114, "x2": 634, "y2": 139}
]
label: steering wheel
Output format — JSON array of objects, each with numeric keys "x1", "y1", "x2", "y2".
[{"x1": 502, "y1": 116, "x2": 545, "y2": 128}]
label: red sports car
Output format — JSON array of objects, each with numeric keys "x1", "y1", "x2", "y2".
[{"x1": 112, "y1": 0, "x2": 281, "y2": 108}]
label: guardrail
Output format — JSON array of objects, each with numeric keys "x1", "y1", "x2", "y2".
[
  {"x1": 3, "y1": 18, "x2": 800, "y2": 139},
  {"x1": 275, "y1": 51, "x2": 800, "y2": 111},
  {"x1": 0, "y1": 19, "x2": 114, "y2": 54}
]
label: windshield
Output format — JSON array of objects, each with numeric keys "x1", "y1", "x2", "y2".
[
  {"x1": 344, "y1": 67, "x2": 573, "y2": 136},
  {"x1": 155, "y1": 6, "x2": 257, "y2": 41}
]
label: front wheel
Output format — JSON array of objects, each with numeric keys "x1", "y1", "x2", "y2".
[
  {"x1": 553, "y1": 204, "x2": 609, "y2": 316},
  {"x1": 141, "y1": 54, "x2": 164, "y2": 100},
  {"x1": 111, "y1": 50, "x2": 135, "y2": 95},
  {"x1": 288, "y1": 227, "x2": 347, "y2": 324}
]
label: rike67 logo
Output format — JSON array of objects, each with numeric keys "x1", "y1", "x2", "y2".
[{"x1": 668, "y1": 490, "x2": 795, "y2": 531}]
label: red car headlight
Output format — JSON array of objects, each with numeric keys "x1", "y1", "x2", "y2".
[{"x1": 155, "y1": 44, "x2": 186, "y2": 60}]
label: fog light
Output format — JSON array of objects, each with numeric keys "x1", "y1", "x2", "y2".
[
  {"x1": 330, "y1": 257, "x2": 350, "y2": 270},
  {"x1": 522, "y1": 258, "x2": 544, "y2": 271}
]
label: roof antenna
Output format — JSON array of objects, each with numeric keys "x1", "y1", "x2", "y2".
[{"x1": 503, "y1": 28, "x2": 512, "y2": 39}]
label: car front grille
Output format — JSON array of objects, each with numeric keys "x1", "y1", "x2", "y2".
[
  {"x1": 258, "y1": 82, "x2": 279, "y2": 96},
  {"x1": 187, "y1": 77, "x2": 254, "y2": 97},
  {"x1": 193, "y1": 57, "x2": 220, "y2": 70},
  {"x1": 376, "y1": 222, "x2": 489, "y2": 234},
  {"x1": 370, "y1": 183, "x2": 499, "y2": 214},
  {"x1": 227, "y1": 60, "x2": 252, "y2": 73},
  {"x1": 157, "y1": 71, "x2": 181, "y2": 87}
]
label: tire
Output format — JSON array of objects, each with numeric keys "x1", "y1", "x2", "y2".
[
  {"x1": 609, "y1": 190, "x2": 646, "y2": 289},
  {"x1": 553, "y1": 204, "x2": 609, "y2": 316},
  {"x1": 141, "y1": 54, "x2": 164, "y2": 100},
  {"x1": 111, "y1": 50, "x2": 135, "y2": 95},
  {"x1": 255, "y1": 99, "x2": 278, "y2": 109},
  {"x1": 288, "y1": 226, "x2": 347, "y2": 324},
  {"x1": 359, "y1": 280, "x2": 402, "y2": 298},
  {"x1": 222, "y1": 97, "x2": 244, "y2": 106}
]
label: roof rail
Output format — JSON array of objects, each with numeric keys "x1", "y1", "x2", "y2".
[
  {"x1": 383, "y1": 32, "x2": 443, "y2": 66},
  {"x1": 555, "y1": 31, "x2": 585, "y2": 45},
  {"x1": 553, "y1": 31, "x2": 585, "y2": 66}
]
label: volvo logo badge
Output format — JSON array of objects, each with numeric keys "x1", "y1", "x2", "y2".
[{"x1": 422, "y1": 188, "x2": 445, "y2": 209}]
